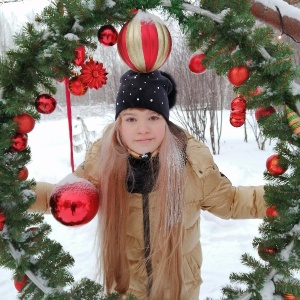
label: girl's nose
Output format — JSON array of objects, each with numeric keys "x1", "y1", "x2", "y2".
[{"x1": 137, "y1": 120, "x2": 150, "y2": 134}]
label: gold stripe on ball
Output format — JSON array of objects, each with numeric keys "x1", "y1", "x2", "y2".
[
  {"x1": 152, "y1": 22, "x2": 171, "y2": 72},
  {"x1": 126, "y1": 19, "x2": 146, "y2": 72}
]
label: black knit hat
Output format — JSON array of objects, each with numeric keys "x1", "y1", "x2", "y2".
[{"x1": 115, "y1": 70, "x2": 177, "y2": 121}]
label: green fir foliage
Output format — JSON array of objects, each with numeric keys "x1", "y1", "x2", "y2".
[{"x1": 0, "y1": 0, "x2": 300, "y2": 299}]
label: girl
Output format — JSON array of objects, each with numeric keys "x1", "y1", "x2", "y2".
[{"x1": 32, "y1": 70, "x2": 266, "y2": 300}]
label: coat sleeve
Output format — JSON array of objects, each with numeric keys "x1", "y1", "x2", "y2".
[
  {"x1": 73, "y1": 138, "x2": 102, "y2": 186},
  {"x1": 186, "y1": 135, "x2": 266, "y2": 220},
  {"x1": 29, "y1": 139, "x2": 102, "y2": 213},
  {"x1": 28, "y1": 182, "x2": 55, "y2": 213},
  {"x1": 200, "y1": 165, "x2": 266, "y2": 219}
]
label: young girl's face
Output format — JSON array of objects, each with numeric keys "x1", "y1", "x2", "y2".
[{"x1": 119, "y1": 108, "x2": 166, "y2": 155}]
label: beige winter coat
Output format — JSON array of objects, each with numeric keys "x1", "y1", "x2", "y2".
[{"x1": 31, "y1": 130, "x2": 266, "y2": 300}]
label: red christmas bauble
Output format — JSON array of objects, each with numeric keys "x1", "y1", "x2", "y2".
[
  {"x1": 68, "y1": 76, "x2": 88, "y2": 96},
  {"x1": 73, "y1": 45, "x2": 86, "y2": 66},
  {"x1": 117, "y1": 10, "x2": 172, "y2": 72},
  {"x1": 11, "y1": 133, "x2": 28, "y2": 152},
  {"x1": 230, "y1": 116, "x2": 245, "y2": 127},
  {"x1": 35, "y1": 94, "x2": 57, "y2": 114},
  {"x1": 18, "y1": 166, "x2": 29, "y2": 180},
  {"x1": 250, "y1": 86, "x2": 262, "y2": 96},
  {"x1": 266, "y1": 154, "x2": 287, "y2": 176},
  {"x1": 13, "y1": 113, "x2": 35, "y2": 134},
  {"x1": 284, "y1": 294, "x2": 300, "y2": 300},
  {"x1": 131, "y1": 8, "x2": 139, "y2": 15},
  {"x1": 266, "y1": 205, "x2": 278, "y2": 217},
  {"x1": 258, "y1": 245, "x2": 277, "y2": 261},
  {"x1": 97, "y1": 25, "x2": 118, "y2": 46},
  {"x1": 188, "y1": 53, "x2": 206, "y2": 74},
  {"x1": 230, "y1": 110, "x2": 245, "y2": 127},
  {"x1": 230, "y1": 96, "x2": 246, "y2": 112},
  {"x1": 0, "y1": 212, "x2": 6, "y2": 231},
  {"x1": 227, "y1": 65, "x2": 250, "y2": 86},
  {"x1": 14, "y1": 275, "x2": 28, "y2": 292},
  {"x1": 50, "y1": 180, "x2": 99, "y2": 226},
  {"x1": 255, "y1": 106, "x2": 276, "y2": 121}
]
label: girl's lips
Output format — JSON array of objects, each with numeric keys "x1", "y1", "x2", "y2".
[{"x1": 136, "y1": 138, "x2": 153, "y2": 143}]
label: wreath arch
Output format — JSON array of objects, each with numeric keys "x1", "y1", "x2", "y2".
[{"x1": 0, "y1": 1, "x2": 300, "y2": 299}]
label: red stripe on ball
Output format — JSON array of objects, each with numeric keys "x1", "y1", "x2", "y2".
[{"x1": 141, "y1": 21, "x2": 159, "y2": 72}]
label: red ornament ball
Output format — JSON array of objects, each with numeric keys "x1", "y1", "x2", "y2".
[
  {"x1": 68, "y1": 76, "x2": 88, "y2": 96},
  {"x1": 131, "y1": 8, "x2": 139, "y2": 15},
  {"x1": 250, "y1": 86, "x2": 262, "y2": 96},
  {"x1": 73, "y1": 45, "x2": 86, "y2": 66},
  {"x1": 11, "y1": 133, "x2": 28, "y2": 152},
  {"x1": 14, "y1": 275, "x2": 28, "y2": 292},
  {"x1": 18, "y1": 166, "x2": 29, "y2": 180},
  {"x1": 284, "y1": 294, "x2": 300, "y2": 300},
  {"x1": 117, "y1": 11, "x2": 172, "y2": 72},
  {"x1": 35, "y1": 94, "x2": 57, "y2": 114},
  {"x1": 229, "y1": 110, "x2": 245, "y2": 127},
  {"x1": 266, "y1": 154, "x2": 287, "y2": 176},
  {"x1": 0, "y1": 212, "x2": 6, "y2": 231},
  {"x1": 188, "y1": 53, "x2": 206, "y2": 74},
  {"x1": 50, "y1": 180, "x2": 99, "y2": 226},
  {"x1": 13, "y1": 113, "x2": 35, "y2": 134},
  {"x1": 258, "y1": 244, "x2": 277, "y2": 261},
  {"x1": 266, "y1": 205, "x2": 279, "y2": 217},
  {"x1": 228, "y1": 65, "x2": 250, "y2": 86},
  {"x1": 230, "y1": 96, "x2": 246, "y2": 112},
  {"x1": 97, "y1": 25, "x2": 118, "y2": 46},
  {"x1": 255, "y1": 106, "x2": 276, "y2": 121}
]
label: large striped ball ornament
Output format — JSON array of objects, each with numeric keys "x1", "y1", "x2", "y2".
[{"x1": 117, "y1": 10, "x2": 172, "y2": 73}]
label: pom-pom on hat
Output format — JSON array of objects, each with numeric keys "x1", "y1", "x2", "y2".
[{"x1": 115, "y1": 70, "x2": 177, "y2": 121}]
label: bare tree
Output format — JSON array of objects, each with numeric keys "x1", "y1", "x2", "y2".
[
  {"x1": 246, "y1": 111, "x2": 269, "y2": 150},
  {"x1": 162, "y1": 26, "x2": 234, "y2": 154},
  {"x1": 0, "y1": 12, "x2": 14, "y2": 55},
  {"x1": 162, "y1": 35, "x2": 208, "y2": 142},
  {"x1": 205, "y1": 72, "x2": 232, "y2": 154}
]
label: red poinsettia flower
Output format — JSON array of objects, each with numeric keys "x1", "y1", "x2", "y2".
[
  {"x1": 0, "y1": 212, "x2": 6, "y2": 231},
  {"x1": 79, "y1": 58, "x2": 108, "y2": 89}
]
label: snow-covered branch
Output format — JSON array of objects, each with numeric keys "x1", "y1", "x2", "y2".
[{"x1": 251, "y1": 0, "x2": 300, "y2": 42}]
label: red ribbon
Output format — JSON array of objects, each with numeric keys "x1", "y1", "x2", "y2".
[{"x1": 64, "y1": 78, "x2": 75, "y2": 172}]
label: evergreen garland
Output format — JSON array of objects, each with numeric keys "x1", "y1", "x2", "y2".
[{"x1": 0, "y1": 0, "x2": 299, "y2": 299}]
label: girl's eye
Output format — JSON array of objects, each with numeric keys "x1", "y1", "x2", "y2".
[
  {"x1": 149, "y1": 115, "x2": 160, "y2": 121},
  {"x1": 125, "y1": 117, "x2": 136, "y2": 122}
]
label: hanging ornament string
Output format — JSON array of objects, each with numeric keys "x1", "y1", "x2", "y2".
[
  {"x1": 64, "y1": 78, "x2": 75, "y2": 172},
  {"x1": 275, "y1": 5, "x2": 299, "y2": 43}
]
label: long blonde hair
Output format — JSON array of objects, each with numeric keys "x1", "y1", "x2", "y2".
[{"x1": 97, "y1": 119, "x2": 186, "y2": 299}]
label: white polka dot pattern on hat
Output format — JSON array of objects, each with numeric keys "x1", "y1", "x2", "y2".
[{"x1": 115, "y1": 69, "x2": 173, "y2": 121}]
